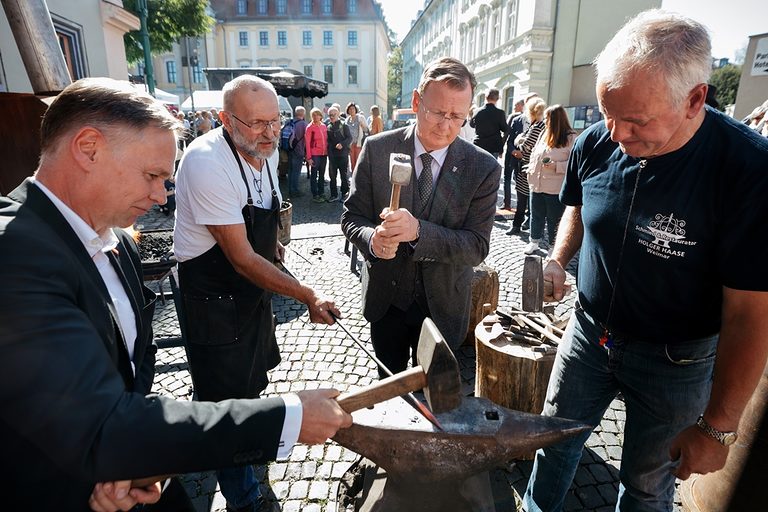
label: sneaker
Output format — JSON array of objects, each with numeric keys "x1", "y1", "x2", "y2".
[
  {"x1": 506, "y1": 226, "x2": 521, "y2": 235},
  {"x1": 327, "y1": 195, "x2": 338, "y2": 202},
  {"x1": 312, "y1": 195, "x2": 325, "y2": 203},
  {"x1": 524, "y1": 240, "x2": 540, "y2": 255},
  {"x1": 521, "y1": 221, "x2": 530, "y2": 230}
]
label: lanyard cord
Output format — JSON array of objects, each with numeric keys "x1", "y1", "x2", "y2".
[{"x1": 600, "y1": 158, "x2": 646, "y2": 346}]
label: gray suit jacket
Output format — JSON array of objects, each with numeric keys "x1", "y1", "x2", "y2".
[
  {"x1": 341, "y1": 126, "x2": 501, "y2": 347},
  {"x1": 0, "y1": 180, "x2": 286, "y2": 510}
]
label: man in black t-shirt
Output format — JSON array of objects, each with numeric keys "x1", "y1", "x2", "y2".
[{"x1": 524, "y1": 10, "x2": 768, "y2": 512}]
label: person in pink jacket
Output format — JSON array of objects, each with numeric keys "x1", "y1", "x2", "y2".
[
  {"x1": 305, "y1": 107, "x2": 329, "y2": 202},
  {"x1": 524, "y1": 105, "x2": 576, "y2": 255}
]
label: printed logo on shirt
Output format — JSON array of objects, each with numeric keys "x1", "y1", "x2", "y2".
[{"x1": 634, "y1": 212, "x2": 697, "y2": 259}]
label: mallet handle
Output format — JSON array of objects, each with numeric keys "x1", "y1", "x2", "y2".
[
  {"x1": 336, "y1": 366, "x2": 426, "y2": 412},
  {"x1": 389, "y1": 183, "x2": 401, "y2": 211}
]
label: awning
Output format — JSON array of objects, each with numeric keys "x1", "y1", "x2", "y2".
[
  {"x1": 130, "y1": 83, "x2": 180, "y2": 105},
  {"x1": 181, "y1": 90, "x2": 292, "y2": 113},
  {"x1": 203, "y1": 67, "x2": 329, "y2": 98}
]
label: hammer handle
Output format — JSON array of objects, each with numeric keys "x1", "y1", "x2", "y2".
[
  {"x1": 389, "y1": 183, "x2": 401, "y2": 211},
  {"x1": 336, "y1": 366, "x2": 426, "y2": 412}
]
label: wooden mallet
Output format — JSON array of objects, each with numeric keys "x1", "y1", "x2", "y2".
[{"x1": 389, "y1": 153, "x2": 413, "y2": 210}]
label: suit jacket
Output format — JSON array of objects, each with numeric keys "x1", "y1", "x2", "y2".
[
  {"x1": 327, "y1": 119, "x2": 352, "y2": 158},
  {"x1": 470, "y1": 103, "x2": 509, "y2": 154},
  {"x1": 341, "y1": 126, "x2": 501, "y2": 348},
  {"x1": 0, "y1": 180, "x2": 285, "y2": 510}
]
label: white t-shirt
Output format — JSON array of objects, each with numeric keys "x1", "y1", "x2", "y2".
[{"x1": 173, "y1": 127, "x2": 281, "y2": 262}]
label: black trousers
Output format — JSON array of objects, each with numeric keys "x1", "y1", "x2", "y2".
[{"x1": 370, "y1": 303, "x2": 428, "y2": 379}]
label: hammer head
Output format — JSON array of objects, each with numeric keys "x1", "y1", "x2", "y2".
[
  {"x1": 416, "y1": 318, "x2": 461, "y2": 413},
  {"x1": 389, "y1": 153, "x2": 413, "y2": 186},
  {"x1": 522, "y1": 255, "x2": 544, "y2": 312}
]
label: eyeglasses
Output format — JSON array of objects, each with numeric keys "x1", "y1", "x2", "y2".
[
  {"x1": 418, "y1": 94, "x2": 468, "y2": 127},
  {"x1": 228, "y1": 112, "x2": 280, "y2": 133}
]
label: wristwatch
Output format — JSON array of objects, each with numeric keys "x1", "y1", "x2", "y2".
[{"x1": 696, "y1": 415, "x2": 738, "y2": 446}]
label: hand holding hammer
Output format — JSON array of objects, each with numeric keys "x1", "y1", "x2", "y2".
[{"x1": 372, "y1": 153, "x2": 413, "y2": 259}]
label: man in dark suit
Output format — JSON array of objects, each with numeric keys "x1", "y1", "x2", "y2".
[
  {"x1": 0, "y1": 78, "x2": 351, "y2": 512},
  {"x1": 342, "y1": 57, "x2": 501, "y2": 376},
  {"x1": 470, "y1": 87, "x2": 508, "y2": 158}
]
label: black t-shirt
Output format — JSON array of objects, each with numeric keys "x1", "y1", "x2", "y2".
[{"x1": 561, "y1": 107, "x2": 768, "y2": 343}]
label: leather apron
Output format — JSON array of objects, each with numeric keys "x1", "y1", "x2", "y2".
[{"x1": 178, "y1": 129, "x2": 282, "y2": 402}]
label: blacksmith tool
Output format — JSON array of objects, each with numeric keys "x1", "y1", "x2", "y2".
[
  {"x1": 388, "y1": 153, "x2": 413, "y2": 210},
  {"x1": 522, "y1": 255, "x2": 572, "y2": 312}
]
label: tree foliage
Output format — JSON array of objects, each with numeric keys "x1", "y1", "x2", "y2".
[
  {"x1": 709, "y1": 64, "x2": 741, "y2": 110},
  {"x1": 123, "y1": 0, "x2": 213, "y2": 64},
  {"x1": 387, "y1": 46, "x2": 403, "y2": 118}
]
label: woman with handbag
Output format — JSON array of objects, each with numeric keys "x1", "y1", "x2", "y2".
[{"x1": 345, "y1": 102, "x2": 369, "y2": 171}]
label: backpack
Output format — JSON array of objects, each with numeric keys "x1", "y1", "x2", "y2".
[{"x1": 279, "y1": 119, "x2": 296, "y2": 151}]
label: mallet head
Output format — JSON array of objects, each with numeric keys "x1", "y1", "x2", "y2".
[
  {"x1": 389, "y1": 153, "x2": 413, "y2": 186},
  {"x1": 416, "y1": 318, "x2": 462, "y2": 413}
]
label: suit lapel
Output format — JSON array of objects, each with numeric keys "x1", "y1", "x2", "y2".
[
  {"x1": 397, "y1": 126, "x2": 418, "y2": 212},
  {"x1": 10, "y1": 180, "x2": 134, "y2": 380},
  {"x1": 428, "y1": 138, "x2": 465, "y2": 223}
]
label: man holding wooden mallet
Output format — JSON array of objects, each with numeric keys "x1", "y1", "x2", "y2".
[{"x1": 342, "y1": 57, "x2": 501, "y2": 376}]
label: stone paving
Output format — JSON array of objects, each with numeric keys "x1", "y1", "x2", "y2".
[{"x1": 141, "y1": 164, "x2": 681, "y2": 511}]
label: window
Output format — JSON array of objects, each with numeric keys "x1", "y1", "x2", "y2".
[
  {"x1": 166, "y1": 60, "x2": 177, "y2": 83},
  {"x1": 321, "y1": 0, "x2": 332, "y2": 14},
  {"x1": 347, "y1": 0, "x2": 357, "y2": 13},
  {"x1": 192, "y1": 64, "x2": 203, "y2": 83},
  {"x1": 303, "y1": 65, "x2": 313, "y2": 77},
  {"x1": 348, "y1": 30, "x2": 357, "y2": 47},
  {"x1": 277, "y1": 30, "x2": 287, "y2": 46},
  {"x1": 276, "y1": 0, "x2": 287, "y2": 14},
  {"x1": 506, "y1": 0, "x2": 517, "y2": 40},
  {"x1": 323, "y1": 30, "x2": 333, "y2": 46},
  {"x1": 301, "y1": 0, "x2": 312, "y2": 14},
  {"x1": 239, "y1": 31, "x2": 249, "y2": 46},
  {"x1": 53, "y1": 17, "x2": 87, "y2": 80},
  {"x1": 324, "y1": 64, "x2": 333, "y2": 84},
  {"x1": 236, "y1": 0, "x2": 247, "y2": 15},
  {"x1": 302, "y1": 30, "x2": 312, "y2": 46},
  {"x1": 257, "y1": 0, "x2": 267, "y2": 14},
  {"x1": 348, "y1": 64, "x2": 357, "y2": 85},
  {"x1": 259, "y1": 31, "x2": 269, "y2": 46}
]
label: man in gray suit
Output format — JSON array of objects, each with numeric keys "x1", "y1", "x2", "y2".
[{"x1": 342, "y1": 57, "x2": 501, "y2": 375}]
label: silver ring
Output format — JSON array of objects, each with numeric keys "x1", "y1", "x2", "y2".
[{"x1": 319, "y1": 308, "x2": 324, "y2": 312}]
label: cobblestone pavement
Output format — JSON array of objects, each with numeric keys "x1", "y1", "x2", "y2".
[{"x1": 142, "y1": 165, "x2": 681, "y2": 511}]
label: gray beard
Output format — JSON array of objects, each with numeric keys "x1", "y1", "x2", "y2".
[{"x1": 230, "y1": 127, "x2": 276, "y2": 159}]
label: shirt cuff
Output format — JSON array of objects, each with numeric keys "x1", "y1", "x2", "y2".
[
  {"x1": 367, "y1": 237, "x2": 380, "y2": 259},
  {"x1": 276, "y1": 393, "x2": 302, "y2": 459}
]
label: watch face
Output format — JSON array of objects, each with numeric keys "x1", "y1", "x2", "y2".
[{"x1": 722, "y1": 432, "x2": 738, "y2": 446}]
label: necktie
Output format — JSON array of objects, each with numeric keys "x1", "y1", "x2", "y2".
[{"x1": 418, "y1": 152, "x2": 434, "y2": 209}]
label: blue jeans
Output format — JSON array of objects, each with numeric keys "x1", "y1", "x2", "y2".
[
  {"x1": 310, "y1": 155, "x2": 327, "y2": 197},
  {"x1": 217, "y1": 464, "x2": 261, "y2": 509},
  {"x1": 529, "y1": 192, "x2": 565, "y2": 243},
  {"x1": 523, "y1": 307, "x2": 718, "y2": 512},
  {"x1": 288, "y1": 151, "x2": 303, "y2": 195}
]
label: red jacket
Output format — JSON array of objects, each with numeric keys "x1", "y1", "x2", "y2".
[{"x1": 305, "y1": 122, "x2": 328, "y2": 159}]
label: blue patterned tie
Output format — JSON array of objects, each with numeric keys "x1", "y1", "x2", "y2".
[{"x1": 418, "y1": 152, "x2": 434, "y2": 209}]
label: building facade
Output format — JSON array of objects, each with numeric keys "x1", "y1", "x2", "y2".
[
  {"x1": 400, "y1": 0, "x2": 659, "y2": 121},
  {"x1": 733, "y1": 32, "x2": 768, "y2": 121},
  {"x1": 0, "y1": 0, "x2": 139, "y2": 92},
  {"x1": 176, "y1": 0, "x2": 392, "y2": 114}
]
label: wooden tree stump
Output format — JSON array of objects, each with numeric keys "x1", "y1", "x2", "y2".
[
  {"x1": 475, "y1": 314, "x2": 556, "y2": 460},
  {"x1": 464, "y1": 264, "x2": 499, "y2": 345}
]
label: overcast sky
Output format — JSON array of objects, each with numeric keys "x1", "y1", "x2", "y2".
[{"x1": 379, "y1": 0, "x2": 767, "y2": 62}]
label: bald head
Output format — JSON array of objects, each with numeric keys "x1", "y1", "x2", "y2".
[{"x1": 222, "y1": 75, "x2": 278, "y2": 111}]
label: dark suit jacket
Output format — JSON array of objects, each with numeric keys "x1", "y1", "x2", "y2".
[
  {"x1": 0, "y1": 180, "x2": 285, "y2": 510},
  {"x1": 327, "y1": 119, "x2": 352, "y2": 158},
  {"x1": 470, "y1": 102, "x2": 509, "y2": 154},
  {"x1": 341, "y1": 126, "x2": 501, "y2": 348}
]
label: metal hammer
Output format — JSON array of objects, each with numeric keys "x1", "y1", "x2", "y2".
[
  {"x1": 336, "y1": 317, "x2": 461, "y2": 414},
  {"x1": 521, "y1": 255, "x2": 571, "y2": 312},
  {"x1": 389, "y1": 153, "x2": 413, "y2": 210}
]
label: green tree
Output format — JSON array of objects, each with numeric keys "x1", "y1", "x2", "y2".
[
  {"x1": 123, "y1": 0, "x2": 213, "y2": 64},
  {"x1": 387, "y1": 45, "x2": 403, "y2": 118},
  {"x1": 709, "y1": 64, "x2": 741, "y2": 110}
]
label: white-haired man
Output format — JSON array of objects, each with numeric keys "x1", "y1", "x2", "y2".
[
  {"x1": 174, "y1": 75, "x2": 341, "y2": 512},
  {"x1": 524, "y1": 10, "x2": 768, "y2": 512}
]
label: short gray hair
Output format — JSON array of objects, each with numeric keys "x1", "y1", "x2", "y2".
[
  {"x1": 41, "y1": 77, "x2": 181, "y2": 154},
  {"x1": 222, "y1": 74, "x2": 277, "y2": 111},
  {"x1": 294, "y1": 105, "x2": 305, "y2": 116},
  {"x1": 594, "y1": 9, "x2": 711, "y2": 106}
]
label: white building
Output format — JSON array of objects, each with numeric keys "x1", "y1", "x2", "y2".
[
  {"x1": 401, "y1": 0, "x2": 659, "y2": 122},
  {"x1": 165, "y1": 0, "x2": 392, "y2": 114}
]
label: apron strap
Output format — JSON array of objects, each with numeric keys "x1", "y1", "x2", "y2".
[{"x1": 223, "y1": 128, "x2": 254, "y2": 206}]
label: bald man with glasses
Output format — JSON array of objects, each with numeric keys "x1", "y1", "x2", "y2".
[
  {"x1": 174, "y1": 75, "x2": 340, "y2": 512},
  {"x1": 342, "y1": 58, "x2": 501, "y2": 377}
]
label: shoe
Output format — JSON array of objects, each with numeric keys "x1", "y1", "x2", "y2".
[
  {"x1": 327, "y1": 195, "x2": 338, "y2": 202},
  {"x1": 312, "y1": 195, "x2": 325, "y2": 203},
  {"x1": 506, "y1": 226, "x2": 521, "y2": 235},
  {"x1": 521, "y1": 221, "x2": 530, "y2": 230},
  {"x1": 524, "y1": 240, "x2": 540, "y2": 255}
]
